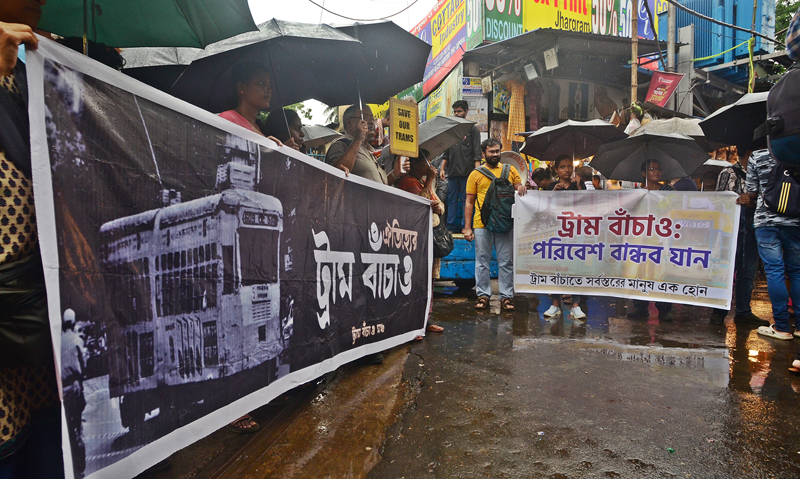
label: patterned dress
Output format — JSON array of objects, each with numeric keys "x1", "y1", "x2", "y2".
[{"x1": 0, "y1": 72, "x2": 58, "y2": 460}]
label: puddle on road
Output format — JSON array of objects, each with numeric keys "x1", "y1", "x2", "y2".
[{"x1": 431, "y1": 287, "x2": 799, "y2": 398}]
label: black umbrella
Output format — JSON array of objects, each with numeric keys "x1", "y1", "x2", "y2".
[
  {"x1": 520, "y1": 119, "x2": 627, "y2": 162},
  {"x1": 170, "y1": 19, "x2": 364, "y2": 113},
  {"x1": 121, "y1": 47, "x2": 201, "y2": 93},
  {"x1": 590, "y1": 132, "x2": 710, "y2": 182},
  {"x1": 419, "y1": 116, "x2": 477, "y2": 160},
  {"x1": 698, "y1": 92, "x2": 769, "y2": 149},
  {"x1": 336, "y1": 22, "x2": 432, "y2": 104}
]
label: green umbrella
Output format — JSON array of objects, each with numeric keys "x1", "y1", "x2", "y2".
[{"x1": 39, "y1": 0, "x2": 258, "y2": 48}]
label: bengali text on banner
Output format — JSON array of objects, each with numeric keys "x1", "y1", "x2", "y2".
[{"x1": 513, "y1": 190, "x2": 740, "y2": 309}]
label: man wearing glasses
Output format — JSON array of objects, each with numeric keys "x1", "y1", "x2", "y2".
[{"x1": 325, "y1": 104, "x2": 404, "y2": 186}]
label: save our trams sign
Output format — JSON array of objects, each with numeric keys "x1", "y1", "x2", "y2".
[{"x1": 390, "y1": 97, "x2": 420, "y2": 158}]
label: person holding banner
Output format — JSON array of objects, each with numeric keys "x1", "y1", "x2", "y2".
[
  {"x1": 542, "y1": 156, "x2": 586, "y2": 320},
  {"x1": 395, "y1": 151, "x2": 445, "y2": 337},
  {"x1": 260, "y1": 108, "x2": 306, "y2": 153},
  {"x1": 0, "y1": 4, "x2": 66, "y2": 478},
  {"x1": 630, "y1": 159, "x2": 674, "y2": 321},
  {"x1": 219, "y1": 63, "x2": 284, "y2": 149}
]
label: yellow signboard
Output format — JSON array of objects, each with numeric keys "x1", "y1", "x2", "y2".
[
  {"x1": 523, "y1": 0, "x2": 592, "y2": 33},
  {"x1": 389, "y1": 98, "x2": 419, "y2": 158}
]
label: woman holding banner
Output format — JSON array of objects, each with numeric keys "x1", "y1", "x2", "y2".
[
  {"x1": 542, "y1": 156, "x2": 587, "y2": 320},
  {"x1": 220, "y1": 62, "x2": 283, "y2": 148},
  {"x1": 395, "y1": 151, "x2": 445, "y2": 339}
]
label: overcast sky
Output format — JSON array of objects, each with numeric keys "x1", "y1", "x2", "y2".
[{"x1": 247, "y1": 0, "x2": 438, "y2": 123}]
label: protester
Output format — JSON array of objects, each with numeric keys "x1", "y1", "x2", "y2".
[
  {"x1": 577, "y1": 165, "x2": 594, "y2": 190},
  {"x1": 630, "y1": 159, "x2": 673, "y2": 321},
  {"x1": 709, "y1": 146, "x2": 768, "y2": 326},
  {"x1": 260, "y1": 108, "x2": 306, "y2": 153},
  {"x1": 219, "y1": 61, "x2": 283, "y2": 434},
  {"x1": 531, "y1": 167, "x2": 554, "y2": 190},
  {"x1": 440, "y1": 100, "x2": 482, "y2": 233},
  {"x1": 370, "y1": 110, "x2": 390, "y2": 149},
  {"x1": 463, "y1": 139, "x2": 526, "y2": 311},
  {"x1": 701, "y1": 171, "x2": 719, "y2": 191},
  {"x1": 219, "y1": 62, "x2": 283, "y2": 149},
  {"x1": 545, "y1": 155, "x2": 580, "y2": 191},
  {"x1": 592, "y1": 174, "x2": 604, "y2": 190},
  {"x1": 61, "y1": 310, "x2": 86, "y2": 477},
  {"x1": 395, "y1": 151, "x2": 445, "y2": 338},
  {"x1": 325, "y1": 104, "x2": 406, "y2": 364},
  {"x1": 0, "y1": 6, "x2": 64, "y2": 478},
  {"x1": 543, "y1": 156, "x2": 586, "y2": 319},
  {"x1": 325, "y1": 104, "x2": 405, "y2": 185},
  {"x1": 740, "y1": 149, "x2": 800, "y2": 340},
  {"x1": 640, "y1": 159, "x2": 674, "y2": 191},
  {"x1": 672, "y1": 176, "x2": 698, "y2": 191}
]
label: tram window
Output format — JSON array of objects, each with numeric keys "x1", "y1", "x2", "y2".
[
  {"x1": 193, "y1": 247, "x2": 198, "y2": 264},
  {"x1": 187, "y1": 248, "x2": 192, "y2": 266},
  {"x1": 239, "y1": 228, "x2": 279, "y2": 285},
  {"x1": 223, "y1": 246, "x2": 234, "y2": 294},
  {"x1": 167, "y1": 253, "x2": 173, "y2": 270},
  {"x1": 212, "y1": 243, "x2": 218, "y2": 260},
  {"x1": 199, "y1": 245, "x2": 205, "y2": 262},
  {"x1": 155, "y1": 255, "x2": 159, "y2": 271},
  {"x1": 181, "y1": 250, "x2": 186, "y2": 268},
  {"x1": 205, "y1": 244, "x2": 211, "y2": 261},
  {"x1": 169, "y1": 337, "x2": 175, "y2": 363},
  {"x1": 258, "y1": 325, "x2": 266, "y2": 342},
  {"x1": 140, "y1": 332, "x2": 154, "y2": 377}
]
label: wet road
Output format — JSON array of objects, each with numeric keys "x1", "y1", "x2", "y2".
[{"x1": 368, "y1": 282, "x2": 800, "y2": 479}]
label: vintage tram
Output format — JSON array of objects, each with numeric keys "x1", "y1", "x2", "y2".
[{"x1": 99, "y1": 176, "x2": 284, "y2": 430}]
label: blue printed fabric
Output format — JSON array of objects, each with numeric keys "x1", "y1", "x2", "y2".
[{"x1": 787, "y1": 7, "x2": 800, "y2": 61}]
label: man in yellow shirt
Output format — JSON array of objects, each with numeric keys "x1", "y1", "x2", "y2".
[{"x1": 463, "y1": 139, "x2": 526, "y2": 311}]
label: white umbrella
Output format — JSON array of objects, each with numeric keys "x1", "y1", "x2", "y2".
[{"x1": 302, "y1": 125, "x2": 342, "y2": 149}]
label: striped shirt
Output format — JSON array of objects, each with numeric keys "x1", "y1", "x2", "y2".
[{"x1": 745, "y1": 149, "x2": 800, "y2": 228}]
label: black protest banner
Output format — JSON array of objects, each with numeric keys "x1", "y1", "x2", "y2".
[{"x1": 28, "y1": 40, "x2": 431, "y2": 479}]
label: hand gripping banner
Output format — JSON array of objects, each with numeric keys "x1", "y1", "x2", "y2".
[
  {"x1": 514, "y1": 190, "x2": 740, "y2": 309},
  {"x1": 27, "y1": 39, "x2": 432, "y2": 479}
]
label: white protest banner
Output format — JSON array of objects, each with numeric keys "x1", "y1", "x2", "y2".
[
  {"x1": 27, "y1": 39, "x2": 432, "y2": 479},
  {"x1": 514, "y1": 190, "x2": 740, "y2": 309}
]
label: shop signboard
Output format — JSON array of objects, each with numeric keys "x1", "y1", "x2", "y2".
[
  {"x1": 411, "y1": 0, "x2": 468, "y2": 96},
  {"x1": 484, "y1": 0, "x2": 524, "y2": 42}
]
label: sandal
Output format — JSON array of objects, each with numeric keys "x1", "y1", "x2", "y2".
[
  {"x1": 757, "y1": 324, "x2": 793, "y2": 340},
  {"x1": 426, "y1": 324, "x2": 444, "y2": 333},
  {"x1": 501, "y1": 298, "x2": 515, "y2": 311},
  {"x1": 475, "y1": 296, "x2": 490, "y2": 310},
  {"x1": 226, "y1": 414, "x2": 260, "y2": 434},
  {"x1": 413, "y1": 335, "x2": 424, "y2": 342}
]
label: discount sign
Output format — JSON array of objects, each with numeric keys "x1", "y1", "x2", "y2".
[{"x1": 390, "y1": 97, "x2": 419, "y2": 158}]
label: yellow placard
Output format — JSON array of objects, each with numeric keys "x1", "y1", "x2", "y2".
[{"x1": 389, "y1": 98, "x2": 419, "y2": 158}]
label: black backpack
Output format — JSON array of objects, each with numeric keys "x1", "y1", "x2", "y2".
[
  {"x1": 762, "y1": 162, "x2": 800, "y2": 218},
  {"x1": 765, "y1": 62, "x2": 800, "y2": 166},
  {"x1": 477, "y1": 164, "x2": 516, "y2": 234}
]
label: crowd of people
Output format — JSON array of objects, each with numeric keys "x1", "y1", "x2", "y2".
[{"x1": 0, "y1": 0, "x2": 798, "y2": 476}]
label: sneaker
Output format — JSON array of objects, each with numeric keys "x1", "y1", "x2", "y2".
[
  {"x1": 793, "y1": 330, "x2": 800, "y2": 339},
  {"x1": 733, "y1": 312, "x2": 770, "y2": 326},
  {"x1": 543, "y1": 305, "x2": 561, "y2": 317},
  {"x1": 571, "y1": 305, "x2": 586, "y2": 319},
  {"x1": 757, "y1": 324, "x2": 793, "y2": 340}
]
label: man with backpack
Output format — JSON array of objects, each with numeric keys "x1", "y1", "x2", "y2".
[
  {"x1": 708, "y1": 145, "x2": 769, "y2": 327},
  {"x1": 739, "y1": 149, "x2": 800, "y2": 340},
  {"x1": 463, "y1": 138, "x2": 527, "y2": 311}
]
